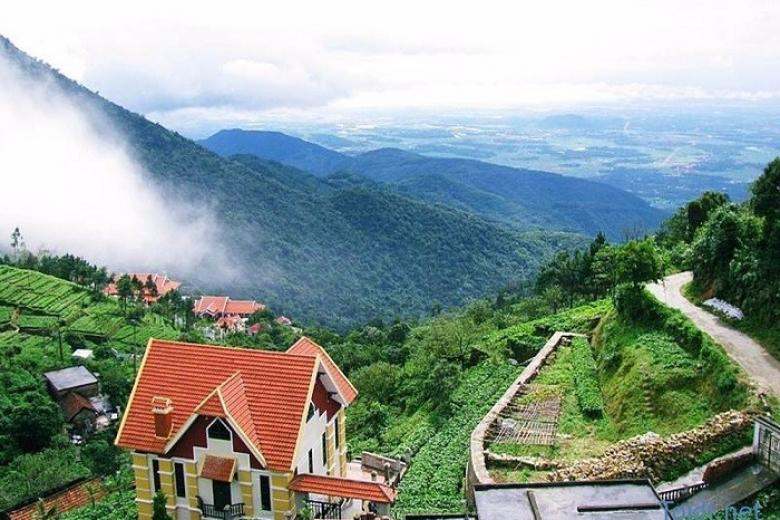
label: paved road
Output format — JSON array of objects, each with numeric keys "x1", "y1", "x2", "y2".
[{"x1": 647, "y1": 272, "x2": 780, "y2": 397}]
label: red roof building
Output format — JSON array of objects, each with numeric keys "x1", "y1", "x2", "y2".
[
  {"x1": 105, "y1": 273, "x2": 181, "y2": 304},
  {"x1": 193, "y1": 296, "x2": 266, "y2": 319},
  {"x1": 114, "y1": 337, "x2": 391, "y2": 520}
]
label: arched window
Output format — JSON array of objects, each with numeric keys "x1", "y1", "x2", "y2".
[{"x1": 207, "y1": 418, "x2": 231, "y2": 441}]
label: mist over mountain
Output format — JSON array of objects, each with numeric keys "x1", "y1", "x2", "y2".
[
  {"x1": 200, "y1": 129, "x2": 667, "y2": 239},
  {"x1": 0, "y1": 35, "x2": 590, "y2": 328}
]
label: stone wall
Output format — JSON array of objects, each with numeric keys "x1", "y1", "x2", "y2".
[{"x1": 548, "y1": 410, "x2": 753, "y2": 483}]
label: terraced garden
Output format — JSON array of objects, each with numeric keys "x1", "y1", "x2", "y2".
[
  {"x1": 485, "y1": 303, "x2": 756, "y2": 485},
  {"x1": 0, "y1": 265, "x2": 178, "y2": 354}
]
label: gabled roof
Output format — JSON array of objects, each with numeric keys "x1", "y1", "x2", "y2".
[
  {"x1": 61, "y1": 392, "x2": 96, "y2": 420},
  {"x1": 288, "y1": 337, "x2": 358, "y2": 405},
  {"x1": 193, "y1": 296, "x2": 265, "y2": 317},
  {"x1": 193, "y1": 296, "x2": 229, "y2": 315},
  {"x1": 289, "y1": 474, "x2": 396, "y2": 503},
  {"x1": 115, "y1": 339, "x2": 324, "y2": 470}
]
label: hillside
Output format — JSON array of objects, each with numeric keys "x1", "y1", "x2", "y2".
[
  {"x1": 0, "y1": 264, "x2": 179, "y2": 510},
  {"x1": 200, "y1": 130, "x2": 667, "y2": 239},
  {"x1": 200, "y1": 129, "x2": 350, "y2": 176},
  {"x1": 0, "y1": 35, "x2": 585, "y2": 328}
]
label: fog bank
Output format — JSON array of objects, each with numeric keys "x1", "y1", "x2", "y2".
[{"x1": 0, "y1": 55, "x2": 227, "y2": 281}]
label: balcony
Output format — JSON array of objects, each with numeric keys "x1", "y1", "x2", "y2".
[
  {"x1": 197, "y1": 496, "x2": 245, "y2": 519},
  {"x1": 305, "y1": 498, "x2": 343, "y2": 519}
]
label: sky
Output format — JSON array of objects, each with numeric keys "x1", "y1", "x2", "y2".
[{"x1": 3, "y1": 0, "x2": 780, "y2": 136}]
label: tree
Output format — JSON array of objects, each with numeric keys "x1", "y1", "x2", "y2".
[
  {"x1": 152, "y1": 490, "x2": 172, "y2": 520},
  {"x1": 82, "y1": 438, "x2": 125, "y2": 476},
  {"x1": 691, "y1": 205, "x2": 760, "y2": 289},
  {"x1": 144, "y1": 275, "x2": 158, "y2": 300},
  {"x1": 350, "y1": 362, "x2": 400, "y2": 403},
  {"x1": 615, "y1": 239, "x2": 663, "y2": 289},
  {"x1": 751, "y1": 158, "x2": 780, "y2": 222},
  {"x1": 8, "y1": 391, "x2": 65, "y2": 453},
  {"x1": 686, "y1": 191, "x2": 730, "y2": 241},
  {"x1": 10, "y1": 227, "x2": 26, "y2": 261},
  {"x1": 115, "y1": 275, "x2": 134, "y2": 315}
]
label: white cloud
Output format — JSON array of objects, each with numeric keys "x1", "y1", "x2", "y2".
[
  {"x1": 0, "y1": 54, "x2": 231, "y2": 280},
  {"x1": 2, "y1": 0, "x2": 779, "y2": 133}
]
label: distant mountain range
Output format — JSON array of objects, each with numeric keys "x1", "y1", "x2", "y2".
[
  {"x1": 1, "y1": 35, "x2": 662, "y2": 327},
  {"x1": 201, "y1": 129, "x2": 666, "y2": 238}
]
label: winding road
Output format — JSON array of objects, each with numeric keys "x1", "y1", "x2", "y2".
[{"x1": 647, "y1": 271, "x2": 780, "y2": 397}]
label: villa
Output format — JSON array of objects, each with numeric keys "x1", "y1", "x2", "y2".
[
  {"x1": 193, "y1": 296, "x2": 266, "y2": 319},
  {"x1": 105, "y1": 273, "x2": 182, "y2": 304},
  {"x1": 115, "y1": 337, "x2": 395, "y2": 520}
]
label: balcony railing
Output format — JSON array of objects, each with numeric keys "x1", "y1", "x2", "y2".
[
  {"x1": 197, "y1": 496, "x2": 245, "y2": 519},
  {"x1": 306, "y1": 498, "x2": 342, "y2": 519}
]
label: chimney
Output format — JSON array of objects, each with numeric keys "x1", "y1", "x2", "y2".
[{"x1": 151, "y1": 397, "x2": 174, "y2": 439}]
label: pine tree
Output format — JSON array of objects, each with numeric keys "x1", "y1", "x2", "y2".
[{"x1": 152, "y1": 490, "x2": 172, "y2": 520}]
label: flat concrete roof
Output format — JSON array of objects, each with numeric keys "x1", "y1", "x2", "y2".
[
  {"x1": 474, "y1": 480, "x2": 668, "y2": 520},
  {"x1": 43, "y1": 365, "x2": 97, "y2": 392}
]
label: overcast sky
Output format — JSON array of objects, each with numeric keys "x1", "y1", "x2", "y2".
[{"x1": 3, "y1": 0, "x2": 780, "y2": 136}]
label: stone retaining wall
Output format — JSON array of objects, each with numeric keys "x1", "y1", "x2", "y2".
[
  {"x1": 465, "y1": 331, "x2": 583, "y2": 504},
  {"x1": 548, "y1": 410, "x2": 753, "y2": 483}
]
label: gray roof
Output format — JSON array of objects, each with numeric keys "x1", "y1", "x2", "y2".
[
  {"x1": 474, "y1": 480, "x2": 669, "y2": 520},
  {"x1": 43, "y1": 366, "x2": 98, "y2": 392}
]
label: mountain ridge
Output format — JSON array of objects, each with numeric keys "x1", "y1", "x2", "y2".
[{"x1": 200, "y1": 129, "x2": 667, "y2": 239}]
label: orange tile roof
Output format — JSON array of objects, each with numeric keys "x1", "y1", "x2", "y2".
[
  {"x1": 193, "y1": 297, "x2": 266, "y2": 317},
  {"x1": 289, "y1": 474, "x2": 396, "y2": 503},
  {"x1": 193, "y1": 296, "x2": 229, "y2": 315},
  {"x1": 225, "y1": 299, "x2": 265, "y2": 315},
  {"x1": 288, "y1": 337, "x2": 358, "y2": 405},
  {"x1": 115, "y1": 339, "x2": 319, "y2": 470},
  {"x1": 105, "y1": 273, "x2": 180, "y2": 303},
  {"x1": 199, "y1": 455, "x2": 237, "y2": 482},
  {"x1": 216, "y1": 315, "x2": 244, "y2": 329}
]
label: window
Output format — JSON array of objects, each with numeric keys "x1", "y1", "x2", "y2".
[
  {"x1": 308, "y1": 449, "x2": 314, "y2": 474},
  {"x1": 207, "y1": 419, "x2": 231, "y2": 441},
  {"x1": 322, "y1": 432, "x2": 328, "y2": 466},
  {"x1": 174, "y1": 462, "x2": 186, "y2": 498},
  {"x1": 259, "y1": 475, "x2": 272, "y2": 512},
  {"x1": 152, "y1": 459, "x2": 161, "y2": 492},
  {"x1": 307, "y1": 402, "x2": 315, "y2": 421},
  {"x1": 334, "y1": 416, "x2": 340, "y2": 449}
]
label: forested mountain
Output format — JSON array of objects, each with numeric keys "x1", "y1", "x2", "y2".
[
  {"x1": 1, "y1": 35, "x2": 585, "y2": 328},
  {"x1": 201, "y1": 129, "x2": 350, "y2": 176},
  {"x1": 201, "y1": 130, "x2": 667, "y2": 239}
]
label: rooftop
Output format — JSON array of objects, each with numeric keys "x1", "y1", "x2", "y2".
[
  {"x1": 115, "y1": 337, "x2": 356, "y2": 471},
  {"x1": 473, "y1": 480, "x2": 668, "y2": 520},
  {"x1": 44, "y1": 366, "x2": 98, "y2": 393},
  {"x1": 289, "y1": 474, "x2": 396, "y2": 503}
]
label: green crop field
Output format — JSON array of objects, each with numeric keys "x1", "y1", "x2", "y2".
[
  {"x1": 392, "y1": 362, "x2": 521, "y2": 516},
  {"x1": 0, "y1": 265, "x2": 91, "y2": 318}
]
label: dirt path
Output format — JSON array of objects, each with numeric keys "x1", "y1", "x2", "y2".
[{"x1": 647, "y1": 271, "x2": 780, "y2": 397}]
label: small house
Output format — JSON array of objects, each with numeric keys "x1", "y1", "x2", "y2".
[{"x1": 44, "y1": 366, "x2": 98, "y2": 400}]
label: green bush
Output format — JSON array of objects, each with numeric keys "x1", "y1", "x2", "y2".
[{"x1": 570, "y1": 338, "x2": 604, "y2": 417}]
